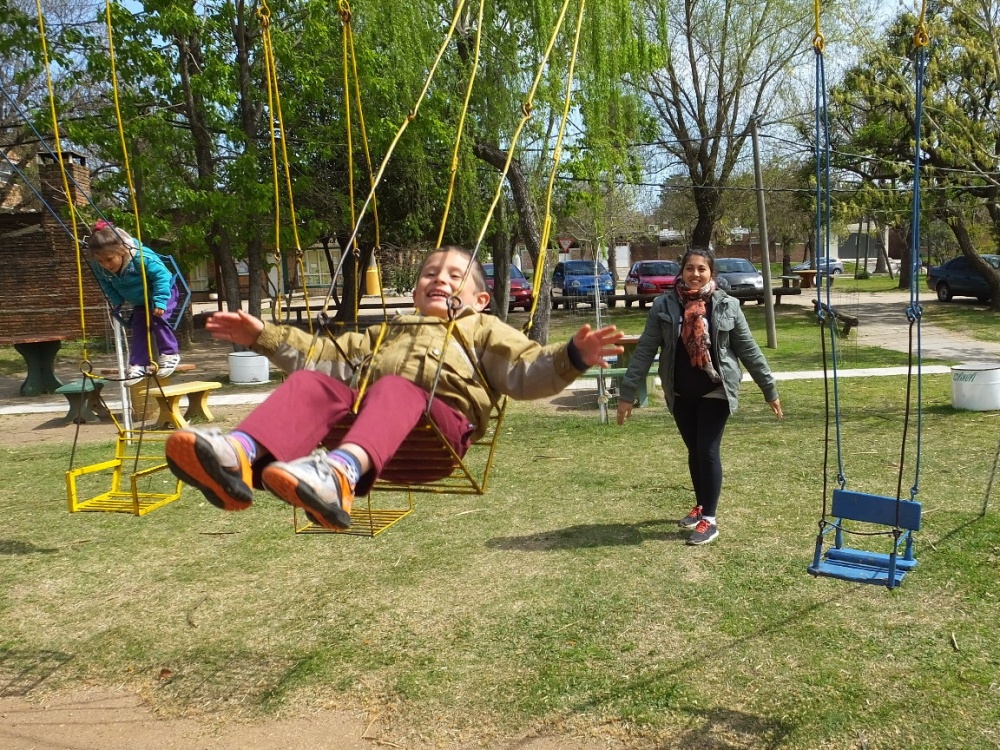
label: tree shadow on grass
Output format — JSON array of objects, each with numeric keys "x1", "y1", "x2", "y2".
[
  {"x1": 486, "y1": 519, "x2": 685, "y2": 551},
  {"x1": 0, "y1": 647, "x2": 73, "y2": 698}
]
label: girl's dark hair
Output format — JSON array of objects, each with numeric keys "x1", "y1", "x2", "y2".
[
  {"x1": 86, "y1": 225, "x2": 133, "y2": 261},
  {"x1": 681, "y1": 246, "x2": 716, "y2": 276},
  {"x1": 420, "y1": 245, "x2": 488, "y2": 292}
]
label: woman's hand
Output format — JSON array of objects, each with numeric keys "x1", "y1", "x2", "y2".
[
  {"x1": 205, "y1": 310, "x2": 265, "y2": 347},
  {"x1": 769, "y1": 399, "x2": 783, "y2": 418}
]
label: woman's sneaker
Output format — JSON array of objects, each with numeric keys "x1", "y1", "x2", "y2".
[
  {"x1": 686, "y1": 518, "x2": 719, "y2": 546},
  {"x1": 157, "y1": 353, "x2": 181, "y2": 377},
  {"x1": 678, "y1": 505, "x2": 703, "y2": 529},
  {"x1": 165, "y1": 427, "x2": 254, "y2": 511},
  {"x1": 261, "y1": 451, "x2": 354, "y2": 530}
]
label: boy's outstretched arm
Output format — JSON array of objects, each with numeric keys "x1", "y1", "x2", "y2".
[
  {"x1": 572, "y1": 324, "x2": 624, "y2": 368},
  {"x1": 205, "y1": 310, "x2": 265, "y2": 347}
]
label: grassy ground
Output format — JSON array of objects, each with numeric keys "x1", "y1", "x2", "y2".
[{"x1": 2, "y1": 313, "x2": 999, "y2": 747}]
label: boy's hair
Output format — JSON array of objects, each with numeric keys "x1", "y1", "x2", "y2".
[
  {"x1": 421, "y1": 245, "x2": 488, "y2": 293},
  {"x1": 681, "y1": 246, "x2": 716, "y2": 276},
  {"x1": 86, "y1": 222, "x2": 134, "y2": 261}
]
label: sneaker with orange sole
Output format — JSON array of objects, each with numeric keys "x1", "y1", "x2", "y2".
[
  {"x1": 261, "y1": 450, "x2": 354, "y2": 530},
  {"x1": 165, "y1": 428, "x2": 254, "y2": 511}
]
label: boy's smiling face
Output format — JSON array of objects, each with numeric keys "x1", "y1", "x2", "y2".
[{"x1": 413, "y1": 249, "x2": 491, "y2": 319}]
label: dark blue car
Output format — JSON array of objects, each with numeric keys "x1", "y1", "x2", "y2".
[
  {"x1": 551, "y1": 260, "x2": 616, "y2": 309},
  {"x1": 927, "y1": 254, "x2": 1000, "y2": 302}
]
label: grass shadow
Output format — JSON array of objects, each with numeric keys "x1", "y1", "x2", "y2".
[{"x1": 487, "y1": 518, "x2": 685, "y2": 551}]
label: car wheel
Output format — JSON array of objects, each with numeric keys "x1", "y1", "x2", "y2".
[
  {"x1": 936, "y1": 282, "x2": 953, "y2": 302},
  {"x1": 832, "y1": 268, "x2": 842, "y2": 275}
]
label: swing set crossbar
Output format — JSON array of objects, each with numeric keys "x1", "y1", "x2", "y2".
[{"x1": 808, "y1": 489, "x2": 922, "y2": 589}]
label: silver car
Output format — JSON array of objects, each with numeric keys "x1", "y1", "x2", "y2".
[{"x1": 715, "y1": 258, "x2": 765, "y2": 304}]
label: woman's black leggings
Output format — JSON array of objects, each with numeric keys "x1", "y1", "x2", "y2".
[{"x1": 671, "y1": 395, "x2": 731, "y2": 517}]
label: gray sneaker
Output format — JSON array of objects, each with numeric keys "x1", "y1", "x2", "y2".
[
  {"x1": 261, "y1": 451, "x2": 354, "y2": 530},
  {"x1": 678, "y1": 504, "x2": 703, "y2": 529},
  {"x1": 686, "y1": 518, "x2": 719, "y2": 546}
]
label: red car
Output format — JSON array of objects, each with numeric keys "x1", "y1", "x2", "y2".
[
  {"x1": 483, "y1": 263, "x2": 534, "y2": 312},
  {"x1": 624, "y1": 260, "x2": 680, "y2": 307}
]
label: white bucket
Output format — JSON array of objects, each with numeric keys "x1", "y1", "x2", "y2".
[
  {"x1": 228, "y1": 352, "x2": 270, "y2": 385},
  {"x1": 951, "y1": 362, "x2": 1000, "y2": 411}
]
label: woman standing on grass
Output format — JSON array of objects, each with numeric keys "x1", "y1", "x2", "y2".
[{"x1": 616, "y1": 247, "x2": 783, "y2": 545}]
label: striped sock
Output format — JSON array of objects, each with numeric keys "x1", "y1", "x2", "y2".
[
  {"x1": 230, "y1": 431, "x2": 258, "y2": 464},
  {"x1": 326, "y1": 449, "x2": 362, "y2": 490}
]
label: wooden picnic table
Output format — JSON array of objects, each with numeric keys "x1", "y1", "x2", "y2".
[{"x1": 795, "y1": 269, "x2": 818, "y2": 289}]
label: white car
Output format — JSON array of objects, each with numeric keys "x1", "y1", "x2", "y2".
[{"x1": 793, "y1": 257, "x2": 845, "y2": 275}]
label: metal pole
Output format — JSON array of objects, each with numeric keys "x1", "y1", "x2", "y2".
[{"x1": 750, "y1": 115, "x2": 777, "y2": 348}]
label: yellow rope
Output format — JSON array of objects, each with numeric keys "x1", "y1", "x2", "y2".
[
  {"x1": 104, "y1": 0, "x2": 156, "y2": 371},
  {"x1": 35, "y1": 0, "x2": 89, "y2": 366},
  {"x1": 340, "y1": 1, "x2": 359, "y2": 319},
  {"x1": 528, "y1": 0, "x2": 586, "y2": 331},
  {"x1": 914, "y1": 0, "x2": 930, "y2": 48},
  {"x1": 435, "y1": 0, "x2": 485, "y2": 247},
  {"x1": 258, "y1": 1, "x2": 311, "y2": 332},
  {"x1": 812, "y1": 0, "x2": 824, "y2": 53},
  {"x1": 344, "y1": 2, "x2": 383, "y2": 314},
  {"x1": 469, "y1": 0, "x2": 576, "y2": 262}
]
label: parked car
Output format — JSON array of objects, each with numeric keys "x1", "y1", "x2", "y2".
[
  {"x1": 715, "y1": 257, "x2": 765, "y2": 304},
  {"x1": 483, "y1": 263, "x2": 534, "y2": 312},
  {"x1": 792, "y1": 257, "x2": 845, "y2": 275},
  {"x1": 926, "y1": 254, "x2": 1000, "y2": 303},
  {"x1": 551, "y1": 260, "x2": 616, "y2": 309},
  {"x1": 623, "y1": 260, "x2": 680, "y2": 307}
]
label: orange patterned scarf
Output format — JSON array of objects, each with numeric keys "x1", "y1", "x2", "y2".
[{"x1": 676, "y1": 279, "x2": 721, "y2": 383}]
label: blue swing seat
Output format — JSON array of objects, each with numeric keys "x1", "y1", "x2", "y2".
[{"x1": 808, "y1": 489, "x2": 922, "y2": 589}]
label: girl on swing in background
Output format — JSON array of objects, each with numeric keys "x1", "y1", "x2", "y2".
[{"x1": 85, "y1": 220, "x2": 181, "y2": 385}]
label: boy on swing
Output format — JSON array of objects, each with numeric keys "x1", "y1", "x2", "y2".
[{"x1": 165, "y1": 245, "x2": 623, "y2": 530}]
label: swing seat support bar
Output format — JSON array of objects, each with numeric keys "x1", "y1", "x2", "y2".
[{"x1": 807, "y1": 489, "x2": 922, "y2": 589}]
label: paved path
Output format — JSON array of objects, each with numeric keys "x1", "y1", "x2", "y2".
[{"x1": 779, "y1": 287, "x2": 1000, "y2": 364}]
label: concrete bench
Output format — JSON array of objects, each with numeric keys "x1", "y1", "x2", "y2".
[
  {"x1": 147, "y1": 380, "x2": 223, "y2": 429},
  {"x1": 0, "y1": 334, "x2": 70, "y2": 396},
  {"x1": 55, "y1": 378, "x2": 109, "y2": 424},
  {"x1": 581, "y1": 364, "x2": 655, "y2": 407}
]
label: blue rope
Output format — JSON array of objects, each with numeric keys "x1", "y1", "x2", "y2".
[
  {"x1": 0, "y1": 148, "x2": 77, "y2": 240},
  {"x1": 814, "y1": 47, "x2": 846, "y2": 491},
  {"x1": 904, "y1": 46, "x2": 927, "y2": 503},
  {"x1": 0, "y1": 80, "x2": 111, "y2": 228}
]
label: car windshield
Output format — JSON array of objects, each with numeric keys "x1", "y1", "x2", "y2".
[
  {"x1": 715, "y1": 259, "x2": 756, "y2": 273},
  {"x1": 484, "y1": 264, "x2": 527, "y2": 280},
  {"x1": 639, "y1": 262, "x2": 679, "y2": 275},
  {"x1": 564, "y1": 260, "x2": 608, "y2": 276}
]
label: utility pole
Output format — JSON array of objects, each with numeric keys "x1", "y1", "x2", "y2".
[{"x1": 750, "y1": 115, "x2": 777, "y2": 348}]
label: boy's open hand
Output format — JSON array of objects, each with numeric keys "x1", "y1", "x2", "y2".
[
  {"x1": 573, "y1": 324, "x2": 625, "y2": 368},
  {"x1": 205, "y1": 310, "x2": 265, "y2": 347}
]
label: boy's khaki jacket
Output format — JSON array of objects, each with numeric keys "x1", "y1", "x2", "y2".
[{"x1": 252, "y1": 309, "x2": 583, "y2": 440}]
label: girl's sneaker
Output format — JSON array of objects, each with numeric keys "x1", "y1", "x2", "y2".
[
  {"x1": 123, "y1": 365, "x2": 147, "y2": 386},
  {"x1": 158, "y1": 353, "x2": 181, "y2": 377}
]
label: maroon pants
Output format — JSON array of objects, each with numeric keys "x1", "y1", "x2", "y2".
[{"x1": 237, "y1": 370, "x2": 475, "y2": 494}]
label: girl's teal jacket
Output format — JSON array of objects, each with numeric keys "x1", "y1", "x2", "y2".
[{"x1": 90, "y1": 243, "x2": 174, "y2": 310}]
